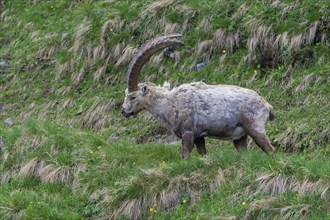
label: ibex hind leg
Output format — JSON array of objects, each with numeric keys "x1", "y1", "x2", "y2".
[
  {"x1": 182, "y1": 132, "x2": 194, "y2": 159},
  {"x1": 194, "y1": 137, "x2": 207, "y2": 155},
  {"x1": 241, "y1": 108, "x2": 276, "y2": 154},
  {"x1": 233, "y1": 135, "x2": 248, "y2": 151}
]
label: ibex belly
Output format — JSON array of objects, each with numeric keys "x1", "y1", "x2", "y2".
[
  {"x1": 190, "y1": 87, "x2": 249, "y2": 140},
  {"x1": 193, "y1": 111, "x2": 246, "y2": 140}
]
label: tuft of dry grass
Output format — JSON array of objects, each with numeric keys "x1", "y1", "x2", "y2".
[
  {"x1": 89, "y1": 188, "x2": 113, "y2": 205},
  {"x1": 195, "y1": 39, "x2": 214, "y2": 58},
  {"x1": 248, "y1": 197, "x2": 278, "y2": 213},
  {"x1": 211, "y1": 216, "x2": 241, "y2": 220},
  {"x1": 100, "y1": 16, "x2": 123, "y2": 45},
  {"x1": 279, "y1": 204, "x2": 311, "y2": 220},
  {"x1": 115, "y1": 45, "x2": 137, "y2": 67},
  {"x1": 57, "y1": 59, "x2": 74, "y2": 76},
  {"x1": 39, "y1": 164, "x2": 72, "y2": 184},
  {"x1": 111, "y1": 198, "x2": 146, "y2": 220},
  {"x1": 164, "y1": 22, "x2": 181, "y2": 34},
  {"x1": 71, "y1": 67, "x2": 86, "y2": 86},
  {"x1": 0, "y1": 8, "x2": 10, "y2": 22},
  {"x1": 110, "y1": 168, "x2": 228, "y2": 219},
  {"x1": 113, "y1": 42, "x2": 125, "y2": 62},
  {"x1": 18, "y1": 157, "x2": 44, "y2": 178},
  {"x1": 37, "y1": 45, "x2": 59, "y2": 62},
  {"x1": 158, "y1": 188, "x2": 180, "y2": 211},
  {"x1": 198, "y1": 18, "x2": 212, "y2": 34},
  {"x1": 80, "y1": 98, "x2": 118, "y2": 130},
  {"x1": 213, "y1": 29, "x2": 240, "y2": 54},
  {"x1": 70, "y1": 17, "x2": 92, "y2": 54},
  {"x1": 142, "y1": 0, "x2": 180, "y2": 17},
  {"x1": 93, "y1": 65, "x2": 107, "y2": 82},
  {"x1": 255, "y1": 172, "x2": 329, "y2": 199},
  {"x1": 209, "y1": 168, "x2": 226, "y2": 195},
  {"x1": 294, "y1": 73, "x2": 314, "y2": 93},
  {"x1": 245, "y1": 197, "x2": 311, "y2": 220},
  {"x1": 270, "y1": 0, "x2": 297, "y2": 17}
]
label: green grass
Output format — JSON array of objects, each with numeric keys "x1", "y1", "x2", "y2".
[{"x1": 1, "y1": 0, "x2": 330, "y2": 219}]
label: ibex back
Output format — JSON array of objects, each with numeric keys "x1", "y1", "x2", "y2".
[{"x1": 122, "y1": 34, "x2": 276, "y2": 158}]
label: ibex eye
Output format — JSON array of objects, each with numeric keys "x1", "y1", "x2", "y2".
[{"x1": 130, "y1": 96, "x2": 136, "y2": 100}]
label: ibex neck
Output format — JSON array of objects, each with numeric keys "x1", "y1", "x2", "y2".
[{"x1": 145, "y1": 87, "x2": 173, "y2": 129}]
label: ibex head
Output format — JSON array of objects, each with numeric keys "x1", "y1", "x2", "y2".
[{"x1": 121, "y1": 34, "x2": 185, "y2": 118}]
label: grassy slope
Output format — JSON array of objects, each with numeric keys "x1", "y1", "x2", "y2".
[{"x1": 0, "y1": 0, "x2": 330, "y2": 219}]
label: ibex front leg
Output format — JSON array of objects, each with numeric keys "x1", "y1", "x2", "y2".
[
  {"x1": 194, "y1": 137, "x2": 207, "y2": 155},
  {"x1": 182, "y1": 131, "x2": 194, "y2": 159}
]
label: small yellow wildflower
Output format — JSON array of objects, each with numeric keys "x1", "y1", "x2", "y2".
[
  {"x1": 109, "y1": 28, "x2": 113, "y2": 32},
  {"x1": 254, "y1": 69, "x2": 257, "y2": 74},
  {"x1": 222, "y1": 49, "x2": 227, "y2": 54},
  {"x1": 149, "y1": 208, "x2": 154, "y2": 212},
  {"x1": 183, "y1": 199, "x2": 187, "y2": 204},
  {"x1": 242, "y1": 201, "x2": 246, "y2": 205},
  {"x1": 159, "y1": 161, "x2": 166, "y2": 169}
]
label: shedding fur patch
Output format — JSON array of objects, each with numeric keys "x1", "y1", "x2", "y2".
[{"x1": 162, "y1": 81, "x2": 171, "y2": 90}]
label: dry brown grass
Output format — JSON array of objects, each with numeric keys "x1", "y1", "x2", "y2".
[
  {"x1": 71, "y1": 67, "x2": 86, "y2": 85},
  {"x1": 270, "y1": 0, "x2": 297, "y2": 17},
  {"x1": 111, "y1": 198, "x2": 148, "y2": 220},
  {"x1": 248, "y1": 197, "x2": 278, "y2": 213},
  {"x1": 80, "y1": 98, "x2": 118, "y2": 130},
  {"x1": 0, "y1": 8, "x2": 10, "y2": 22},
  {"x1": 255, "y1": 172, "x2": 329, "y2": 199},
  {"x1": 158, "y1": 188, "x2": 180, "y2": 211},
  {"x1": 109, "y1": 168, "x2": 227, "y2": 219},
  {"x1": 279, "y1": 204, "x2": 311, "y2": 220},
  {"x1": 294, "y1": 73, "x2": 314, "y2": 93},
  {"x1": 18, "y1": 157, "x2": 44, "y2": 178},
  {"x1": 70, "y1": 18, "x2": 91, "y2": 54},
  {"x1": 93, "y1": 65, "x2": 107, "y2": 82},
  {"x1": 198, "y1": 18, "x2": 212, "y2": 34},
  {"x1": 89, "y1": 188, "x2": 113, "y2": 205},
  {"x1": 164, "y1": 22, "x2": 181, "y2": 34},
  {"x1": 100, "y1": 16, "x2": 123, "y2": 45},
  {"x1": 209, "y1": 168, "x2": 226, "y2": 195},
  {"x1": 115, "y1": 45, "x2": 137, "y2": 67},
  {"x1": 142, "y1": 0, "x2": 180, "y2": 17},
  {"x1": 57, "y1": 59, "x2": 74, "y2": 76},
  {"x1": 10, "y1": 157, "x2": 74, "y2": 184},
  {"x1": 245, "y1": 196, "x2": 311, "y2": 220},
  {"x1": 214, "y1": 28, "x2": 240, "y2": 53},
  {"x1": 37, "y1": 45, "x2": 59, "y2": 62},
  {"x1": 39, "y1": 164, "x2": 72, "y2": 184},
  {"x1": 113, "y1": 42, "x2": 125, "y2": 62},
  {"x1": 195, "y1": 39, "x2": 213, "y2": 58},
  {"x1": 13, "y1": 135, "x2": 45, "y2": 157},
  {"x1": 211, "y1": 216, "x2": 241, "y2": 220}
]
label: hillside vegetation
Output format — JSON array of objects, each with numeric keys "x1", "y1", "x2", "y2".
[{"x1": 0, "y1": 0, "x2": 329, "y2": 219}]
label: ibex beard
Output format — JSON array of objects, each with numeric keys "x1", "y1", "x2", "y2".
[{"x1": 122, "y1": 34, "x2": 276, "y2": 158}]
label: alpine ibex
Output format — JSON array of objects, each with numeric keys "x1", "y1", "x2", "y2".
[{"x1": 122, "y1": 34, "x2": 276, "y2": 158}]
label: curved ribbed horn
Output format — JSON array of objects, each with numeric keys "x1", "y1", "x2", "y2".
[{"x1": 126, "y1": 34, "x2": 185, "y2": 92}]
